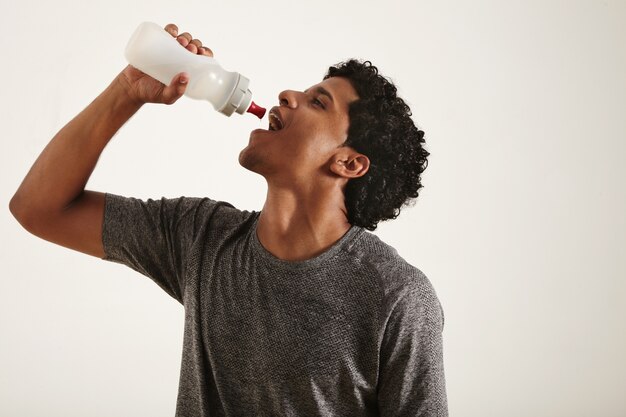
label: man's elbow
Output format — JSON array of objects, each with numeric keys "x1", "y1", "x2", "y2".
[
  {"x1": 9, "y1": 193, "x2": 40, "y2": 233},
  {"x1": 9, "y1": 193, "x2": 26, "y2": 222}
]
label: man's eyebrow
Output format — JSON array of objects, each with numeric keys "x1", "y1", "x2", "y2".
[{"x1": 304, "y1": 86, "x2": 335, "y2": 103}]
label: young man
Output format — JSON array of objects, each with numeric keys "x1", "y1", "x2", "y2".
[{"x1": 10, "y1": 23, "x2": 448, "y2": 416}]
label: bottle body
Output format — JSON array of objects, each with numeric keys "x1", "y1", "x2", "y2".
[{"x1": 124, "y1": 21, "x2": 254, "y2": 116}]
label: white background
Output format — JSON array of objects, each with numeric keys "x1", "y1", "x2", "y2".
[{"x1": 1, "y1": 1, "x2": 625, "y2": 416}]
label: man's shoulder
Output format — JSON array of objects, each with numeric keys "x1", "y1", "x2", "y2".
[
  {"x1": 346, "y1": 230, "x2": 438, "y2": 304},
  {"x1": 105, "y1": 193, "x2": 258, "y2": 234},
  {"x1": 348, "y1": 231, "x2": 427, "y2": 281},
  {"x1": 178, "y1": 196, "x2": 259, "y2": 237}
]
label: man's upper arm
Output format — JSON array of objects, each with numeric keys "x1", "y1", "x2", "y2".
[
  {"x1": 12, "y1": 190, "x2": 106, "y2": 259},
  {"x1": 377, "y1": 276, "x2": 448, "y2": 416}
]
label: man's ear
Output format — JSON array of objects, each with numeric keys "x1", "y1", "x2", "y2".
[{"x1": 329, "y1": 151, "x2": 370, "y2": 179}]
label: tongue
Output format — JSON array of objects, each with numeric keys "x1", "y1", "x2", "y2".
[{"x1": 247, "y1": 101, "x2": 267, "y2": 119}]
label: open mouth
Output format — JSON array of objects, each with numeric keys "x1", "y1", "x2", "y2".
[{"x1": 268, "y1": 109, "x2": 284, "y2": 131}]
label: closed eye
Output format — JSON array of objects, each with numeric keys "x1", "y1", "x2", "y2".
[{"x1": 313, "y1": 98, "x2": 325, "y2": 109}]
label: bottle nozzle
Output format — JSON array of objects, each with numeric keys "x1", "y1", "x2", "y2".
[{"x1": 247, "y1": 101, "x2": 266, "y2": 119}]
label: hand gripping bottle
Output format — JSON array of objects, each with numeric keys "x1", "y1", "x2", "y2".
[{"x1": 124, "y1": 21, "x2": 266, "y2": 118}]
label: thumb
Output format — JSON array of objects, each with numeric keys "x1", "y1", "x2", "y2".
[{"x1": 161, "y1": 72, "x2": 189, "y2": 105}]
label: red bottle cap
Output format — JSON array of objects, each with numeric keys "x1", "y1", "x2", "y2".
[{"x1": 247, "y1": 101, "x2": 266, "y2": 119}]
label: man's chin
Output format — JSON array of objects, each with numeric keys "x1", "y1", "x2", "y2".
[
  {"x1": 238, "y1": 146, "x2": 263, "y2": 174},
  {"x1": 240, "y1": 129, "x2": 283, "y2": 176}
]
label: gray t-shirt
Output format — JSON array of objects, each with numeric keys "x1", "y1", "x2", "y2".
[{"x1": 101, "y1": 192, "x2": 448, "y2": 416}]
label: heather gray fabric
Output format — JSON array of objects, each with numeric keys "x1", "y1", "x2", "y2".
[{"x1": 101, "y1": 192, "x2": 448, "y2": 416}]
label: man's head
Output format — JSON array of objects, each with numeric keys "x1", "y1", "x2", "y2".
[
  {"x1": 239, "y1": 74, "x2": 365, "y2": 186},
  {"x1": 239, "y1": 59, "x2": 429, "y2": 231}
]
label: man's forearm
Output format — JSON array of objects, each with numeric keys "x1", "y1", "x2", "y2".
[{"x1": 10, "y1": 76, "x2": 143, "y2": 219}]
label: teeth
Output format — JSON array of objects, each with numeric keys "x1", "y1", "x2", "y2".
[{"x1": 269, "y1": 112, "x2": 282, "y2": 131}]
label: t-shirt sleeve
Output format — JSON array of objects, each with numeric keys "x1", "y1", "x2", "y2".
[
  {"x1": 377, "y1": 276, "x2": 448, "y2": 416},
  {"x1": 101, "y1": 192, "x2": 219, "y2": 303}
]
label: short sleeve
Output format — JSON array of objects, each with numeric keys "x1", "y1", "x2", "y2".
[
  {"x1": 101, "y1": 192, "x2": 221, "y2": 303},
  {"x1": 377, "y1": 276, "x2": 448, "y2": 416}
]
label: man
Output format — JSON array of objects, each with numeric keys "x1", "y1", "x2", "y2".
[{"x1": 10, "y1": 23, "x2": 448, "y2": 416}]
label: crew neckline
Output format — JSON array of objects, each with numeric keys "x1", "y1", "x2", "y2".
[{"x1": 249, "y1": 213, "x2": 364, "y2": 270}]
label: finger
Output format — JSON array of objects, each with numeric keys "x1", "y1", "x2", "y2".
[
  {"x1": 189, "y1": 38, "x2": 202, "y2": 49},
  {"x1": 177, "y1": 35, "x2": 189, "y2": 47},
  {"x1": 164, "y1": 23, "x2": 178, "y2": 37},
  {"x1": 200, "y1": 46, "x2": 214, "y2": 57},
  {"x1": 161, "y1": 72, "x2": 188, "y2": 105},
  {"x1": 186, "y1": 43, "x2": 198, "y2": 54},
  {"x1": 179, "y1": 32, "x2": 192, "y2": 43}
]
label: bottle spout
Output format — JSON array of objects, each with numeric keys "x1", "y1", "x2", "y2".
[{"x1": 247, "y1": 101, "x2": 266, "y2": 119}]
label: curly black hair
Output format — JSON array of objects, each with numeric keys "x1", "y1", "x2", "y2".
[{"x1": 324, "y1": 59, "x2": 429, "y2": 231}]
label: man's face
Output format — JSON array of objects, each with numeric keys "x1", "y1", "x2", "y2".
[{"x1": 239, "y1": 76, "x2": 359, "y2": 185}]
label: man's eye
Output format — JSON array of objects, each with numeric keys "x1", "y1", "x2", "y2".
[{"x1": 313, "y1": 98, "x2": 325, "y2": 109}]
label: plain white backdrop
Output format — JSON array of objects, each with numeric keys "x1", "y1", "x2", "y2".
[{"x1": 1, "y1": 1, "x2": 624, "y2": 416}]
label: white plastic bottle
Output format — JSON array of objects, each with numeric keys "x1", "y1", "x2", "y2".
[{"x1": 124, "y1": 21, "x2": 266, "y2": 118}]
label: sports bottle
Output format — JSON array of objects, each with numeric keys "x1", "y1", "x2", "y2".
[{"x1": 124, "y1": 21, "x2": 266, "y2": 118}]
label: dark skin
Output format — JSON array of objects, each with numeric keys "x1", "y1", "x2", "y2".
[
  {"x1": 9, "y1": 23, "x2": 369, "y2": 262},
  {"x1": 242, "y1": 77, "x2": 369, "y2": 260}
]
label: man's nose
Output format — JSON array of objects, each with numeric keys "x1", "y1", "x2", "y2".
[{"x1": 278, "y1": 90, "x2": 301, "y2": 109}]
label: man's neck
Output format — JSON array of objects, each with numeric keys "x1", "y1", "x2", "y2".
[{"x1": 256, "y1": 182, "x2": 352, "y2": 262}]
